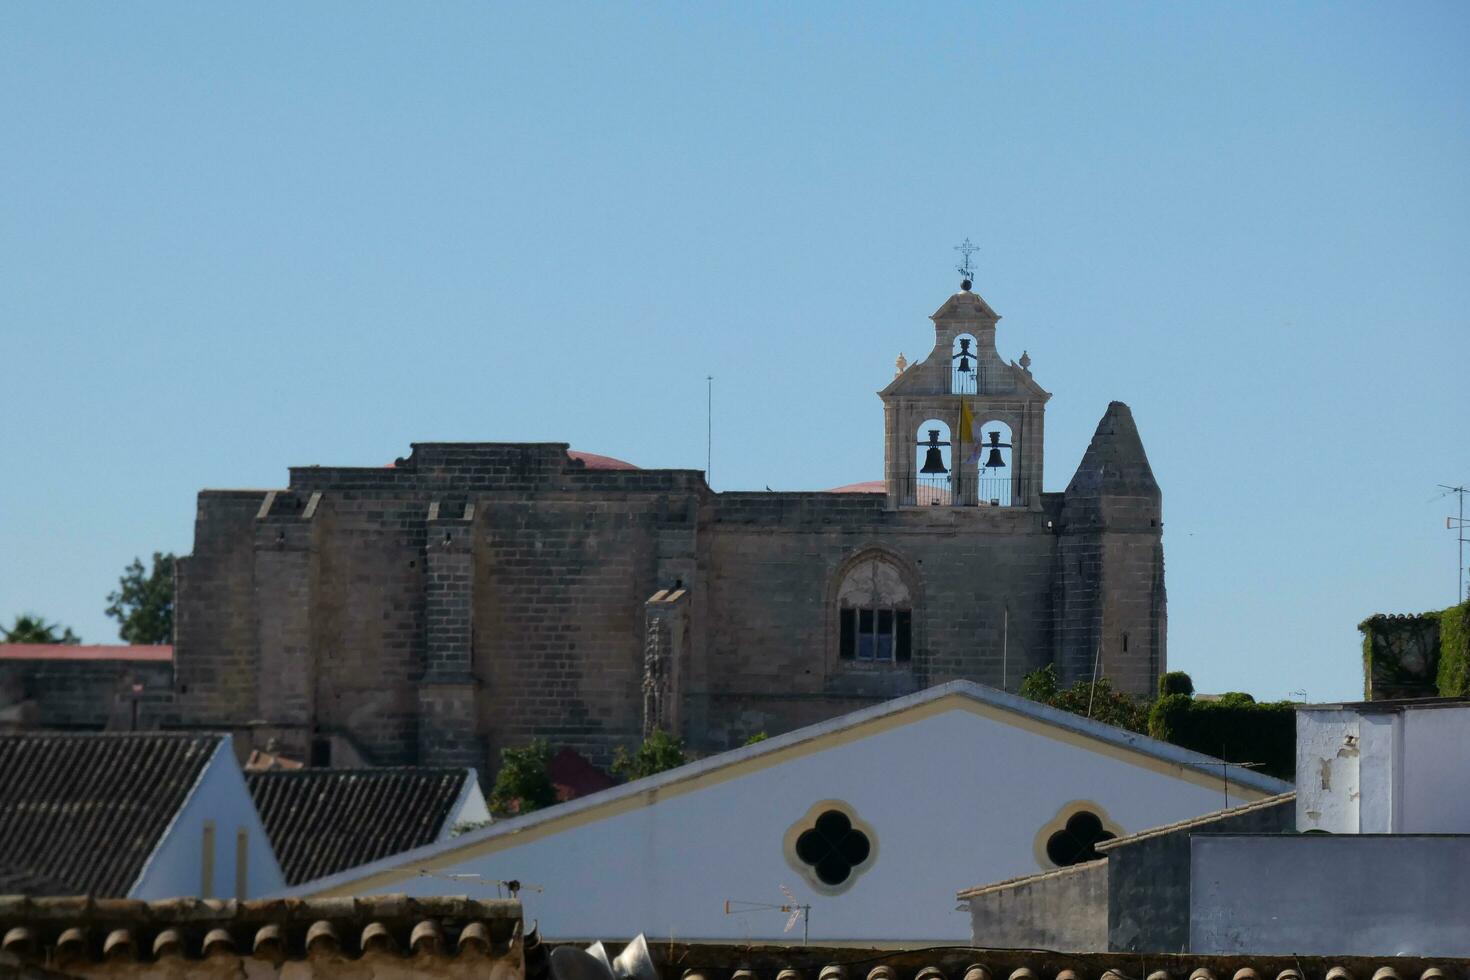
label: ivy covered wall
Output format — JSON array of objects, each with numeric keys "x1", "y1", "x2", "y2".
[{"x1": 1359, "y1": 601, "x2": 1469, "y2": 700}]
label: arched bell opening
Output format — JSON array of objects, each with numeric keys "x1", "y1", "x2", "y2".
[
  {"x1": 912, "y1": 420, "x2": 953, "y2": 507},
  {"x1": 973, "y1": 420, "x2": 1015, "y2": 507},
  {"x1": 950, "y1": 334, "x2": 980, "y2": 395}
]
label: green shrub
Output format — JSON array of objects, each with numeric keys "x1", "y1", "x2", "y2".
[
  {"x1": 1436, "y1": 602, "x2": 1468, "y2": 697},
  {"x1": 1148, "y1": 695, "x2": 1295, "y2": 781},
  {"x1": 612, "y1": 728, "x2": 688, "y2": 781},
  {"x1": 1019, "y1": 664, "x2": 1149, "y2": 734},
  {"x1": 1158, "y1": 671, "x2": 1195, "y2": 698},
  {"x1": 489, "y1": 739, "x2": 557, "y2": 816}
]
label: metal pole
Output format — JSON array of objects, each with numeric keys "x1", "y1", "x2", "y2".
[
  {"x1": 1002, "y1": 604, "x2": 1008, "y2": 692},
  {"x1": 706, "y1": 376, "x2": 713, "y2": 487}
]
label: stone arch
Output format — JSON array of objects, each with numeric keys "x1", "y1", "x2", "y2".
[
  {"x1": 826, "y1": 548, "x2": 924, "y2": 668},
  {"x1": 913, "y1": 419, "x2": 953, "y2": 506},
  {"x1": 950, "y1": 333, "x2": 980, "y2": 394},
  {"x1": 971, "y1": 417, "x2": 1016, "y2": 507}
]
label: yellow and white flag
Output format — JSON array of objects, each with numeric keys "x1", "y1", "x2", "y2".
[{"x1": 959, "y1": 400, "x2": 978, "y2": 461}]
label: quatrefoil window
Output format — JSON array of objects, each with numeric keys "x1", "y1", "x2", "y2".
[
  {"x1": 1045, "y1": 810, "x2": 1116, "y2": 866},
  {"x1": 795, "y1": 809, "x2": 871, "y2": 886}
]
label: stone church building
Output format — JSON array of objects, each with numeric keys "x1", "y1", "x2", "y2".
[{"x1": 172, "y1": 281, "x2": 1166, "y2": 773}]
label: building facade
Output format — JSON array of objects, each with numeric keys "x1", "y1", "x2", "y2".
[{"x1": 172, "y1": 281, "x2": 1166, "y2": 772}]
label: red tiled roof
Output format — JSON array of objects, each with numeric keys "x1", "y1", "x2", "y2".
[
  {"x1": 567, "y1": 450, "x2": 640, "y2": 470},
  {"x1": 0, "y1": 644, "x2": 173, "y2": 663},
  {"x1": 548, "y1": 747, "x2": 616, "y2": 801}
]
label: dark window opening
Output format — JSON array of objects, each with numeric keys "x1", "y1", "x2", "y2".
[
  {"x1": 794, "y1": 809, "x2": 872, "y2": 886},
  {"x1": 1045, "y1": 810, "x2": 1116, "y2": 867},
  {"x1": 839, "y1": 606, "x2": 911, "y2": 663},
  {"x1": 310, "y1": 738, "x2": 331, "y2": 767}
]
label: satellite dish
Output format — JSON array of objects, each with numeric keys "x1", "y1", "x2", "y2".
[
  {"x1": 550, "y1": 947, "x2": 615, "y2": 980},
  {"x1": 611, "y1": 934, "x2": 658, "y2": 980}
]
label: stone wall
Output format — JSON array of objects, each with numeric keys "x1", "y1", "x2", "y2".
[
  {"x1": 172, "y1": 429, "x2": 1165, "y2": 776},
  {"x1": 0, "y1": 657, "x2": 174, "y2": 731}
]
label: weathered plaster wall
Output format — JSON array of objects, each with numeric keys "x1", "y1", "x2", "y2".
[
  {"x1": 966, "y1": 861, "x2": 1108, "y2": 951},
  {"x1": 1105, "y1": 797, "x2": 1294, "y2": 953},
  {"x1": 1297, "y1": 703, "x2": 1470, "y2": 835}
]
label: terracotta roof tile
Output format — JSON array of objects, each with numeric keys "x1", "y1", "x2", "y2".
[
  {"x1": 0, "y1": 644, "x2": 172, "y2": 663},
  {"x1": 247, "y1": 768, "x2": 470, "y2": 885},
  {"x1": 0, "y1": 732, "x2": 221, "y2": 897}
]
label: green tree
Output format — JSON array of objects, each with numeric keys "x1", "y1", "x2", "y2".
[
  {"x1": 1019, "y1": 664, "x2": 1149, "y2": 734},
  {"x1": 488, "y1": 739, "x2": 557, "y2": 817},
  {"x1": 105, "y1": 552, "x2": 175, "y2": 644},
  {"x1": 1, "y1": 613, "x2": 80, "y2": 644},
  {"x1": 612, "y1": 728, "x2": 688, "y2": 781}
]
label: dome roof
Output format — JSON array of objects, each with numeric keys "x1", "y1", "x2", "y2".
[
  {"x1": 567, "y1": 450, "x2": 640, "y2": 471},
  {"x1": 826, "y1": 480, "x2": 885, "y2": 494}
]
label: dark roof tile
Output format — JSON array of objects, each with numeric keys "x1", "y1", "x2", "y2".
[
  {"x1": 247, "y1": 768, "x2": 470, "y2": 885},
  {"x1": 0, "y1": 732, "x2": 222, "y2": 897}
]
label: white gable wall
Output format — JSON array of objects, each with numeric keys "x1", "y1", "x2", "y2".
[
  {"x1": 440, "y1": 771, "x2": 492, "y2": 841},
  {"x1": 131, "y1": 736, "x2": 286, "y2": 900},
  {"x1": 306, "y1": 699, "x2": 1272, "y2": 942}
]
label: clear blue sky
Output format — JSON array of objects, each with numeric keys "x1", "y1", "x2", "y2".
[{"x1": 2, "y1": 3, "x2": 1466, "y2": 702}]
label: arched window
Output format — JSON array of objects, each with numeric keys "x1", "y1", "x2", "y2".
[
  {"x1": 950, "y1": 334, "x2": 979, "y2": 394},
  {"x1": 836, "y1": 554, "x2": 912, "y2": 663},
  {"x1": 973, "y1": 419, "x2": 1014, "y2": 507},
  {"x1": 912, "y1": 419, "x2": 952, "y2": 507}
]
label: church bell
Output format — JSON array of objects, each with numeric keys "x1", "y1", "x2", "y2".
[
  {"x1": 919, "y1": 429, "x2": 949, "y2": 474},
  {"x1": 953, "y1": 337, "x2": 974, "y2": 374},
  {"x1": 982, "y1": 430, "x2": 1012, "y2": 469}
]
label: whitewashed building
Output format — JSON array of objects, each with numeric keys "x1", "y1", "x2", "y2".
[
  {"x1": 285, "y1": 681, "x2": 1288, "y2": 942},
  {"x1": 1294, "y1": 696, "x2": 1470, "y2": 833},
  {"x1": 1191, "y1": 697, "x2": 1470, "y2": 957}
]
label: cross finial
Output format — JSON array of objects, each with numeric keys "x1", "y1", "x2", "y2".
[{"x1": 954, "y1": 238, "x2": 978, "y2": 290}]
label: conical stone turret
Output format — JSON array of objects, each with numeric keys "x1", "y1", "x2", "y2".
[{"x1": 1055, "y1": 402, "x2": 1166, "y2": 697}]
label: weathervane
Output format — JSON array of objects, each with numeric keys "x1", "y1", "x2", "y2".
[{"x1": 954, "y1": 238, "x2": 978, "y2": 290}]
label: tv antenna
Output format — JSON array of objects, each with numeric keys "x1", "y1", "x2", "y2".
[
  {"x1": 1438, "y1": 484, "x2": 1469, "y2": 603},
  {"x1": 416, "y1": 869, "x2": 544, "y2": 899},
  {"x1": 723, "y1": 885, "x2": 810, "y2": 944}
]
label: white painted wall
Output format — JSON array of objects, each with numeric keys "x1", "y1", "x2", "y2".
[
  {"x1": 1297, "y1": 702, "x2": 1470, "y2": 834},
  {"x1": 1400, "y1": 706, "x2": 1470, "y2": 831},
  {"x1": 131, "y1": 737, "x2": 286, "y2": 900},
  {"x1": 331, "y1": 706, "x2": 1268, "y2": 942},
  {"x1": 441, "y1": 771, "x2": 492, "y2": 840}
]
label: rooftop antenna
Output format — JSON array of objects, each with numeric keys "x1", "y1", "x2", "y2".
[
  {"x1": 953, "y1": 238, "x2": 978, "y2": 291},
  {"x1": 1438, "y1": 484, "x2": 1469, "y2": 603},
  {"x1": 416, "y1": 870, "x2": 544, "y2": 899},
  {"x1": 1086, "y1": 638, "x2": 1102, "y2": 718},
  {"x1": 723, "y1": 885, "x2": 810, "y2": 945}
]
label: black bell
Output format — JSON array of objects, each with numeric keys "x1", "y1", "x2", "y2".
[
  {"x1": 918, "y1": 428, "x2": 949, "y2": 474},
  {"x1": 953, "y1": 338, "x2": 974, "y2": 374},
  {"x1": 982, "y1": 430, "x2": 1011, "y2": 469}
]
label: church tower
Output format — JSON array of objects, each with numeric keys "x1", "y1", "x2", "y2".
[{"x1": 879, "y1": 279, "x2": 1050, "y2": 511}]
